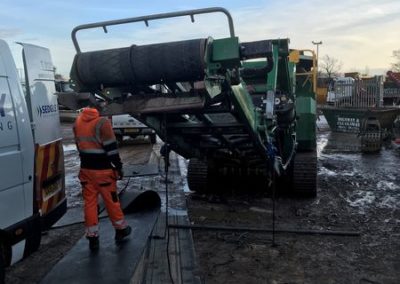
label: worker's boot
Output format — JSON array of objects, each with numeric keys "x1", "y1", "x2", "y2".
[
  {"x1": 87, "y1": 236, "x2": 99, "y2": 251},
  {"x1": 115, "y1": 225, "x2": 132, "y2": 241}
]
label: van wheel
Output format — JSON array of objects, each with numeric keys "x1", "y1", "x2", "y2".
[
  {"x1": 24, "y1": 218, "x2": 42, "y2": 257},
  {"x1": 0, "y1": 244, "x2": 5, "y2": 284},
  {"x1": 150, "y1": 134, "x2": 157, "y2": 144},
  {"x1": 116, "y1": 134, "x2": 123, "y2": 145}
]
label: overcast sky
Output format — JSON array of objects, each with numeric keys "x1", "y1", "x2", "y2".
[{"x1": 1, "y1": 0, "x2": 399, "y2": 77}]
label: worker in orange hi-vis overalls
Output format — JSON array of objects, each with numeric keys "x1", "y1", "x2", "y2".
[{"x1": 73, "y1": 106, "x2": 131, "y2": 251}]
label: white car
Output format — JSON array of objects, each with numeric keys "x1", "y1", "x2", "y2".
[{"x1": 110, "y1": 114, "x2": 157, "y2": 144}]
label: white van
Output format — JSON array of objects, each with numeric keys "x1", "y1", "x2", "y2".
[
  {"x1": 111, "y1": 114, "x2": 157, "y2": 144},
  {"x1": 0, "y1": 40, "x2": 66, "y2": 282}
]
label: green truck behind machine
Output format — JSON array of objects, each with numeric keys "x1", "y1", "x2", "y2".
[{"x1": 59, "y1": 7, "x2": 318, "y2": 197}]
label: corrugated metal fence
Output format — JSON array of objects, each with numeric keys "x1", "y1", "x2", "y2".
[{"x1": 332, "y1": 76, "x2": 383, "y2": 108}]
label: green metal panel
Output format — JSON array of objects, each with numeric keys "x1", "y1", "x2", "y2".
[
  {"x1": 241, "y1": 60, "x2": 269, "y2": 93},
  {"x1": 294, "y1": 53, "x2": 317, "y2": 150},
  {"x1": 211, "y1": 37, "x2": 241, "y2": 68},
  {"x1": 276, "y1": 55, "x2": 292, "y2": 95},
  {"x1": 264, "y1": 40, "x2": 293, "y2": 96},
  {"x1": 288, "y1": 61, "x2": 296, "y2": 95},
  {"x1": 242, "y1": 60, "x2": 268, "y2": 69},
  {"x1": 230, "y1": 84, "x2": 257, "y2": 133},
  {"x1": 250, "y1": 84, "x2": 268, "y2": 93},
  {"x1": 296, "y1": 97, "x2": 316, "y2": 150},
  {"x1": 266, "y1": 44, "x2": 279, "y2": 92}
]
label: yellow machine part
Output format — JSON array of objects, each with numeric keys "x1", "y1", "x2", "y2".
[{"x1": 316, "y1": 87, "x2": 328, "y2": 104}]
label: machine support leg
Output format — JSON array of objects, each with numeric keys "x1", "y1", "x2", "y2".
[{"x1": 271, "y1": 174, "x2": 277, "y2": 247}]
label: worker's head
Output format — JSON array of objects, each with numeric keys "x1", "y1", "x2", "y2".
[{"x1": 79, "y1": 94, "x2": 102, "y2": 111}]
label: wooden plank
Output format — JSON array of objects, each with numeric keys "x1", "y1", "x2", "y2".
[{"x1": 142, "y1": 153, "x2": 200, "y2": 283}]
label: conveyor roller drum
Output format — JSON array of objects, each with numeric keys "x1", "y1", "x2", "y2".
[{"x1": 71, "y1": 38, "x2": 207, "y2": 90}]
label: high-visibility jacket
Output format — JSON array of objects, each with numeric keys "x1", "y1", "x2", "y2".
[{"x1": 73, "y1": 108, "x2": 122, "y2": 170}]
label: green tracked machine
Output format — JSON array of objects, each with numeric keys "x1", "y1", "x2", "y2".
[{"x1": 60, "y1": 7, "x2": 318, "y2": 197}]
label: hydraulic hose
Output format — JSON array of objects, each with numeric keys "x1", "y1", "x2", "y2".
[{"x1": 168, "y1": 223, "x2": 360, "y2": 237}]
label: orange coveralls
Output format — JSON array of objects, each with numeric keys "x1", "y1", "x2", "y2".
[{"x1": 73, "y1": 108, "x2": 127, "y2": 237}]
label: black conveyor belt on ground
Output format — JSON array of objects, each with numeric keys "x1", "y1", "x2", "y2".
[{"x1": 41, "y1": 189, "x2": 161, "y2": 284}]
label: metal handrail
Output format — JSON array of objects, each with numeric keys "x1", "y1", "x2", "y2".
[
  {"x1": 295, "y1": 49, "x2": 317, "y2": 93},
  {"x1": 71, "y1": 7, "x2": 235, "y2": 53}
]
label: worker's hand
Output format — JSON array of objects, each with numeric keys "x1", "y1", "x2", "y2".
[{"x1": 117, "y1": 169, "x2": 124, "y2": 180}]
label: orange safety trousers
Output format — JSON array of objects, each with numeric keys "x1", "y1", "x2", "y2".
[{"x1": 79, "y1": 168, "x2": 127, "y2": 237}]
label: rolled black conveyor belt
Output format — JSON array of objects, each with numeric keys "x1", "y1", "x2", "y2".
[
  {"x1": 52, "y1": 189, "x2": 161, "y2": 229},
  {"x1": 71, "y1": 38, "x2": 207, "y2": 90}
]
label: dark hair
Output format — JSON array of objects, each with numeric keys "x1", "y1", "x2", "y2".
[{"x1": 80, "y1": 97, "x2": 100, "y2": 110}]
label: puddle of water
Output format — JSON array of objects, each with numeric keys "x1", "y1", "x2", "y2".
[
  {"x1": 379, "y1": 196, "x2": 399, "y2": 209},
  {"x1": 344, "y1": 180, "x2": 400, "y2": 212},
  {"x1": 342, "y1": 171, "x2": 357, "y2": 177},
  {"x1": 317, "y1": 135, "x2": 328, "y2": 157},
  {"x1": 162, "y1": 208, "x2": 188, "y2": 216},
  {"x1": 318, "y1": 167, "x2": 337, "y2": 176},
  {"x1": 177, "y1": 155, "x2": 188, "y2": 177},
  {"x1": 316, "y1": 115, "x2": 330, "y2": 131},
  {"x1": 328, "y1": 153, "x2": 360, "y2": 161},
  {"x1": 345, "y1": 190, "x2": 376, "y2": 210},
  {"x1": 65, "y1": 173, "x2": 83, "y2": 208},
  {"x1": 377, "y1": 180, "x2": 399, "y2": 191},
  {"x1": 177, "y1": 155, "x2": 192, "y2": 193}
]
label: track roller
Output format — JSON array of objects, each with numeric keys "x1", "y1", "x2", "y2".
[
  {"x1": 187, "y1": 158, "x2": 210, "y2": 193},
  {"x1": 292, "y1": 150, "x2": 317, "y2": 197}
]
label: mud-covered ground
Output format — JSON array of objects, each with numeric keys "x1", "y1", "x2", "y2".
[
  {"x1": 5, "y1": 118, "x2": 400, "y2": 283},
  {"x1": 188, "y1": 118, "x2": 400, "y2": 284}
]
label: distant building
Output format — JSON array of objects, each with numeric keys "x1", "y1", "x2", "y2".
[
  {"x1": 344, "y1": 72, "x2": 360, "y2": 79},
  {"x1": 383, "y1": 71, "x2": 400, "y2": 105}
]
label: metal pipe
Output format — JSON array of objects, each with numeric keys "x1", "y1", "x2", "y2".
[
  {"x1": 72, "y1": 7, "x2": 235, "y2": 53},
  {"x1": 168, "y1": 224, "x2": 360, "y2": 237}
]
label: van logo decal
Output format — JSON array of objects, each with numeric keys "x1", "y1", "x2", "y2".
[
  {"x1": 0, "y1": 93, "x2": 5, "y2": 117},
  {"x1": 37, "y1": 104, "x2": 58, "y2": 117}
]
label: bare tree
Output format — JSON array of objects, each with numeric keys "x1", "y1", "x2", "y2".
[
  {"x1": 391, "y1": 49, "x2": 400, "y2": 72},
  {"x1": 320, "y1": 55, "x2": 342, "y2": 79}
]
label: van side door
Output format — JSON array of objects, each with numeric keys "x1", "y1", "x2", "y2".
[
  {"x1": 0, "y1": 70, "x2": 26, "y2": 227},
  {"x1": 21, "y1": 43, "x2": 66, "y2": 228}
]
